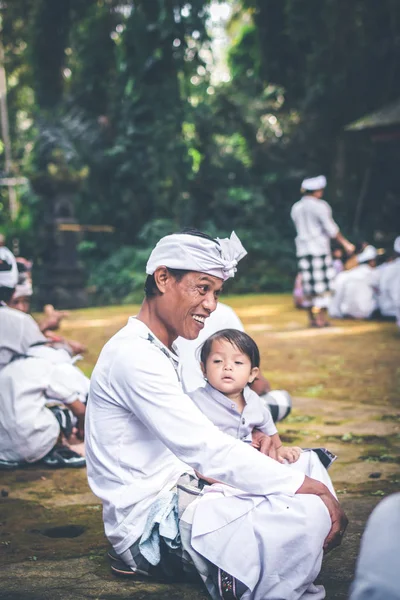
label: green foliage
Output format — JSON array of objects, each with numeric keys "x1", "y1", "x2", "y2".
[
  {"x1": 87, "y1": 245, "x2": 150, "y2": 306},
  {"x1": 2, "y1": 0, "x2": 400, "y2": 303}
]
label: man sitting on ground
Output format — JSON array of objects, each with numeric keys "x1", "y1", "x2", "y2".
[{"x1": 86, "y1": 229, "x2": 347, "y2": 600}]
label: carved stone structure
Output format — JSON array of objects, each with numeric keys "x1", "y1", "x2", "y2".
[{"x1": 37, "y1": 191, "x2": 87, "y2": 309}]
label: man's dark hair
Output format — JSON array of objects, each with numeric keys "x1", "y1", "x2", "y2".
[
  {"x1": 200, "y1": 328, "x2": 260, "y2": 369},
  {"x1": 144, "y1": 268, "x2": 188, "y2": 298},
  {"x1": 0, "y1": 286, "x2": 15, "y2": 303},
  {"x1": 144, "y1": 229, "x2": 218, "y2": 298}
]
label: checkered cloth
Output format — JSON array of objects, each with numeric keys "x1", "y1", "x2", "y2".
[{"x1": 297, "y1": 254, "x2": 336, "y2": 298}]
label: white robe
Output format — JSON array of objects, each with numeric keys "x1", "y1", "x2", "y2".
[
  {"x1": 329, "y1": 264, "x2": 379, "y2": 319},
  {"x1": 0, "y1": 346, "x2": 90, "y2": 463}
]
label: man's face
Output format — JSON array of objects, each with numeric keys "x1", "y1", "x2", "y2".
[{"x1": 159, "y1": 271, "x2": 223, "y2": 341}]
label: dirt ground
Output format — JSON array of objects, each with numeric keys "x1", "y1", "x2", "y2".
[{"x1": 0, "y1": 294, "x2": 399, "y2": 599}]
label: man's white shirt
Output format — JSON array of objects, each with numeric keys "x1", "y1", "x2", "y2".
[{"x1": 291, "y1": 196, "x2": 339, "y2": 257}]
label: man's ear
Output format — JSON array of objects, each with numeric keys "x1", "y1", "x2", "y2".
[
  {"x1": 248, "y1": 366, "x2": 259, "y2": 385},
  {"x1": 153, "y1": 266, "x2": 171, "y2": 294}
]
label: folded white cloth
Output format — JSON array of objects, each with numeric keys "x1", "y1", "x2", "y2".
[
  {"x1": 146, "y1": 231, "x2": 247, "y2": 281},
  {"x1": 301, "y1": 175, "x2": 327, "y2": 191}
]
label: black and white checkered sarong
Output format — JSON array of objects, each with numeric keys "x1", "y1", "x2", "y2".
[{"x1": 297, "y1": 254, "x2": 336, "y2": 298}]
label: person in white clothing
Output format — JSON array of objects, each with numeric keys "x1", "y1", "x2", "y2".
[
  {"x1": 329, "y1": 245, "x2": 380, "y2": 320},
  {"x1": 377, "y1": 236, "x2": 400, "y2": 318},
  {"x1": 291, "y1": 175, "x2": 355, "y2": 327},
  {"x1": 85, "y1": 229, "x2": 347, "y2": 600},
  {"x1": 0, "y1": 248, "x2": 87, "y2": 469},
  {"x1": 0, "y1": 345, "x2": 88, "y2": 468},
  {"x1": 349, "y1": 493, "x2": 400, "y2": 600}
]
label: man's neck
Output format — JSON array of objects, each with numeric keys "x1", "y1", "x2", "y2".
[{"x1": 137, "y1": 299, "x2": 177, "y2": 350}]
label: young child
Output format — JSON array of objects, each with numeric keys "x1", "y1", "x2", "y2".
[{"x1": 189, "y1": 328, "x2": 302, "y2": 464}]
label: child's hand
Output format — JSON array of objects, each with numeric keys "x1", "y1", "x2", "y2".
[{"x1": 277, "y1": 446, "x2": 302, "y2": 464}]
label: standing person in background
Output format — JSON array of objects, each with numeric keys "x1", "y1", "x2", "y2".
[{"x1": 291, "y1": 175, "x2": 355, "y2": 328}]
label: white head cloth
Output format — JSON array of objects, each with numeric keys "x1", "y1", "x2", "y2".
[
  {"x1": 0, "y1": 246, "x2": 18, "y2": 288},
  {"x1": 357, "y1": 245, "x2": 377, "y2": 264},
  {"x1": 394, "y1": 236, "x2": 400, "y2": 254},
  {"x1": 302, "y1": 175, "x2": 327, "y2": 192},
  {"x1": 146, "y1": 231, "x2": 247, "y2": 281}
]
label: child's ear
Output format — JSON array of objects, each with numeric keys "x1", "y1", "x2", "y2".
[
  {"x1": 200, "y1": 362, "x2": 207, "y2": 377},
  {"x1": 248, "y1": 366, "x2": 259, "y2": 384}
]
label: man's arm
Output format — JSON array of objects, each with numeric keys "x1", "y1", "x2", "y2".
[
  {"x1": 319, "y1": 202, "x2": 355, "y2": 256},
  {"x1": 335, "y1": 232, "x2": 355, "y2": 256},
  {"x1": 111, "y1": 342, "x2": 305, "y2": 498},
  {"x1": 111, "y1": 340, "x2": 348, "y2": 551}
]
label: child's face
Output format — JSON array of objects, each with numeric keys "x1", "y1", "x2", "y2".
[{"x1": 201, "y1": 338, "x2": 259, "y2": 396}]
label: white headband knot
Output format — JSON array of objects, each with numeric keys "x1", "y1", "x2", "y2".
[{"x1": 146, "y1": 231, "x2": 247, "y2": 281}]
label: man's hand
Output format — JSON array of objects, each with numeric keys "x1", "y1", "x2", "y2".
[{"x1": 296, "y1": 475, "x2": 348, "y2": 553}]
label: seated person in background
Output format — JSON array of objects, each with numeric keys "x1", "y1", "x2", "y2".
[
  {"x1": 349, "y1": 493, "x2": 400, "y2": 600},
  {"x1": 190, "y1": 329, "x2": 336, "y2": 489},
  {"x1": 329, "y1": 245, "x2": 379, "y2": 320},
  {"x1": 377, "y1": 236, "x2": 400, "y2": 319},
  {"x1": 0, "y1": 344, "x2": 88, "y2": 469},
  {"x1": 9, "y1": 257, "x2": 86, "y2": 353},
  {"x1": 175, "y1": 301, "x2": 292, "y2": 422},
  {"x1": 0, "y1": 246, "x2": 46, "y2": 372},
  {"x1": 344, "y1": 241, "x2": 368, "y2": 271},
  {"x1": 0, "y1": 248, "x2": 84, "y2": 369}
]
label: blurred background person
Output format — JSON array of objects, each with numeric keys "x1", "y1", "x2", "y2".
[{"x1": 291, "y1": 175, "x2": 355, "y2": 328}]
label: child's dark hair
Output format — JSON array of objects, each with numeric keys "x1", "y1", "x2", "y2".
[{"x1": 200, "y1": 329, "x2": 260, "y2": 369}]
